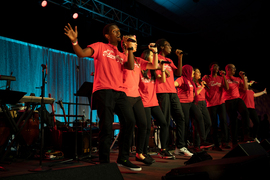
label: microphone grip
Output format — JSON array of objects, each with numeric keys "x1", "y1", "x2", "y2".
[
  {"x1": 199, "y1": 79, "x2": 210, "y2": 89},
  {"x1": 204, "y1": 84, "x2": 210, "y2": 89},
  {"x1": 160, "y1": 61, "x2": 171, "y2": 64}
]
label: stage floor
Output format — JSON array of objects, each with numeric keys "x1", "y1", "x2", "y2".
[{"x1": 0, "y1": 147, "x2": 231, "y2": 180}]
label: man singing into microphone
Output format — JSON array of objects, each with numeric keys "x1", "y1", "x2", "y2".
[
  {"x1": 202, "y1": 63, "x2": 230, "y2": 151},
  {"x1": 64, "y1": 23, "x2": 141, "y2": 171},
  {"x1": 224, "y1": 64, "x2": 251, "y2": 148}
]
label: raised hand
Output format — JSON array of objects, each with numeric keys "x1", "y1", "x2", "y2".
[
  {"x1": 64, "y1": 23, "x2": 78, "y2": 42},
  {"x1": 175, "y1": 49, "x2": 183, "y2": 57},
  {"x1": 219, "y1": 70, "x2": 226, "y2": 76},
  {"x1": 148, "y1": 43, "x2": 157, "y2": 53}
]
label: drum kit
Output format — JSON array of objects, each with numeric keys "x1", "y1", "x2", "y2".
[{"x1": 0, "y1": 73, "x2": 95, "y2": 169}]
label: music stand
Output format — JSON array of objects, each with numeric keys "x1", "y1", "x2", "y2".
[
  {"x1": 75, "y1": 81, "x2": 97, "y2": 162},
  {"x1": 0, "y1": 90, "x2": 26, "y2": 105}
]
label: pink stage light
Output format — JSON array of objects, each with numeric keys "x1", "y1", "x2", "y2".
[
  {"x1": 72, "y1": 13, "x2": 79, "y2": 19},
  {"x1": 41, "y1": 0, "x2": 48, "y2": 7}
]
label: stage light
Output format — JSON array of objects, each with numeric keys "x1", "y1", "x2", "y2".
[
  {"x1": 40, "y1": 0, "x2": 48, "y2": 7},
  {"x1": 72, "y1": 12, "x2": 79, "y2": 19},
  {"x1": 70, "y1": 4, "x2": 79, "y2": 19}
]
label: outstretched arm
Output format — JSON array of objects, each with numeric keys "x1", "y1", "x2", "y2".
[
  {"x1": 64, "y1": 23, "x2": 93, "y2": 58},
  {"x1": 254, "y1": 88, "x2": 267, "y2": 97}
]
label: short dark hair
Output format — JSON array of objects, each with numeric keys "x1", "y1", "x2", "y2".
[
  {"x1": 155, "y1": 38, "x2": 167, "y2": 52},
  {"x1": 209, "y1": 62, "x2": 219, "y2": 70},
  {"x1": 103, "y1": 23, "x2": 117, "y2": 37}
]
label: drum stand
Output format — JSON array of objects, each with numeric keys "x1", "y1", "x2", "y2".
[
  {"x1": 48, "y1": 68, "x2": 97, "y2": 167},
  {"x1": 29, "y1": 64, "x2": 51, "y2": 172},
  {"x1": 74, "y1": 81, "x2": 97, "y2": 163}
]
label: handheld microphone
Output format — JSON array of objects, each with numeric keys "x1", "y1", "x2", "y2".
[
  {"x1": 172, "y1": 49, "x2": 188, "y2": 55},
  {"x1": 239, "y1": 71, "x2": 246, "y2": 76},
  {"x1": 158, "y1": 60, "x2": 171, "y2": 64},
  {"x1": 199, "y1": 79, "x2": 210, "y2": 89},
  {"x1": 140, "y1": 44, "x2": 157, "y2": 49}
]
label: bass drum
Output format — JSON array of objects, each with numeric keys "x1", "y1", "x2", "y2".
[{"x1": 17, "y1": 110, "x2": 40, "y2": 146}]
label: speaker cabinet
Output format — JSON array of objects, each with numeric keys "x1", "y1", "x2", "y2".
[
  {"x1": 260, "y1": 138, "x2": 270, "y2": 153},
  {"x1": 2, "y1": 163, "x2": 123, "y2": 180},
  {"x1": 223, "y1": 142, "x2": 268, "y2": 158}
]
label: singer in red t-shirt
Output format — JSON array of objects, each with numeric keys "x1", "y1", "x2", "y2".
[
  {"x1": 121, "y1": 35, "x2": 161, "y2": 164},
  {"x1": 175, "y1": 65, "x2": 212, "y2": 152},
  {"x1": 224, "y1": 64, "x2": 251, "y2": 147},
  {"x1": 139, "y1": 49, "x2": 173, "y2": 160},
  {"x1": 64, "y1": 23, "x2": 141, "y2": 171},
  {"x1": 193, "y1": 68, "x2": 212, "y2": 151},
  {"x1": 155, "y1": 39, "x2": 193, "y2": 157},
  {"x1": 202, "y1": 62, "x2": 230, "y2": 150},
  {"x1": 240, "y1": 79, "x2": 267, "y2": 142}
]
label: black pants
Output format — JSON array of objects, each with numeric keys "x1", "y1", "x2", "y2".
[
  {"x1": 225, "y1": 98, "x2": 250, "y2": 145},
  {"x1": 193, "y1": 101, "x2": 212, "y2": 147},
  {"x1": 248, "y1": 108, "x2": 260, "y2": 138},
  {"x1": 157, "y1": 93, "x2": 185, "y2": 148},
  {"x1": 93, "y1": 89, "x2": 136, "y2": 163},
  {"x1": 126, "y1": 96, "x2": 147, "y2": 154},
  {"x1": 208, "y1": 103, "x2": 229, "y2": 147},
  {"x1": 144, "y1": 106, "x2": 167, "y2": 153},
  {"x1": 181, "y1": 102, "x2": 206, "y2": 146}
]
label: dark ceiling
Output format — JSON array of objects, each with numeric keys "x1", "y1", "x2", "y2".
[
  {"x1": 0, "y1": 0, "x2": 268, "y2": 90},
  {"x1": 137, "y1": 0, "x2": 265, "y2": 42}
]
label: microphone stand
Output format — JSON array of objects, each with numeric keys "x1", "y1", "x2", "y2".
[
  {"x1": 75, "y1": 65, "x2": 79, "y2": 160},
  {"x1": 29, "y1": 64, "x2": 51, "y2": 172}
]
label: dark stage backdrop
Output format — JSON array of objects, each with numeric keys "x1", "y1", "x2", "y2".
[{"x1": 0, "y1": 35, "x2": 101, "y2": 124}]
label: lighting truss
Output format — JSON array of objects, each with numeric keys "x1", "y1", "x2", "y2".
[{"x1": 48, "y1": 0, "x2": 152, "y2": 36}]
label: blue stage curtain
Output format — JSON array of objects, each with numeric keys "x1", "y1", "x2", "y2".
[{"x1": 0, "y1": 36, "x2": 96, "y2": 124}]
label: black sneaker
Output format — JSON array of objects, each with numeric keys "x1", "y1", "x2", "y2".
[
  {"x1": 144, "y1": 154, "x2": 155, "y2": 163},
  {"x1": 135, "y1": 156, "x2": 152, "y2": 165},
  {"x1": 159, "y1": 150, "x2": 174, "y2": 159},
  {"x1": 117, "y1": 159, "x2": 142, "y2": 171}
]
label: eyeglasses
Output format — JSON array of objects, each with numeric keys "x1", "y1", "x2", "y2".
[
  {"x1": 127, "y1": 38, "x2": 137, "y2": 43},
  {"x1": 164, "y1": 44, "x2": 172, "y2": 48}
]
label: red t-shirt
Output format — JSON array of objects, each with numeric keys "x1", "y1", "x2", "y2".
[
  {"x1": 87, "y1": 42, "x2": 127, "y2": 93},
  {"x1": 175, "y1": 77, "x2": 194, "y2": 103},
  {"x1": 202, "y1": 75, "x2": 226, "y2": 107},
  {"x1": 196, "y1": 82, "x2": 205, "y2": 101},
  {"x1": 139, "y1": 70, "x2": 159, "y2": 107},
  {"x1": 156, "y1": 54, "x2": 177, "y2": 94},
  {"x1": 123, "y1": 57, "x2": 148, "y2": 97},
  {"x1": 240, "y1": 89, "x2": 255, "y2": 109},
  {"x1": 223, "y1": 76, "x2": 243, "y2": 101}
]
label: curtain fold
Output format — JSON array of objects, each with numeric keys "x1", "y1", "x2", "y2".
[{"x1": 0, "y1": 36, "x2": 95, "y2": 123}]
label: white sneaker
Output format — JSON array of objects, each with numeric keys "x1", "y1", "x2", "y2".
[{"x1": 174, "y1": 147, "x2": 193, "y2": 157}]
